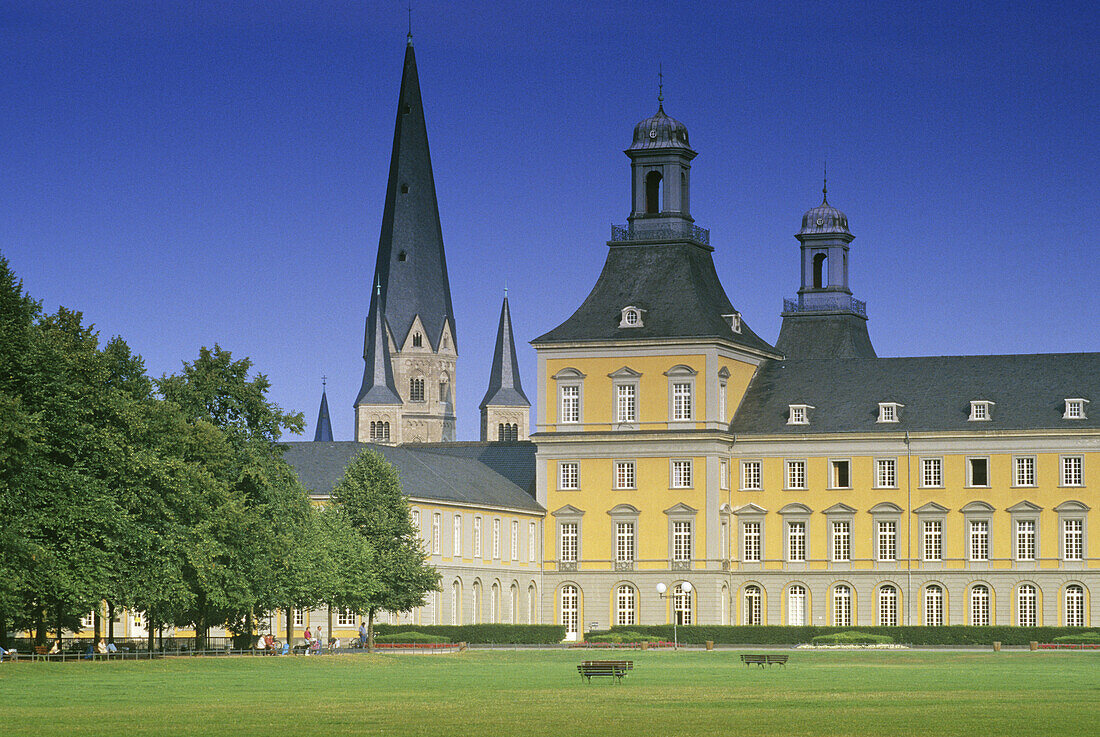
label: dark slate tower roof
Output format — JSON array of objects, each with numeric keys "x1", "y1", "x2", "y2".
[
  {"x1": 355, "y1": 282, "x2": 402, "y2": 405},
  {"x1": 369, "y1": 39, "x2": 455, "y2": 352},
  {"x1": 480, "y1": 295, "x2": 530, "y2": 408},
  {"x1": 313, "y1": 388, "x2": 334, "y2": 442}
]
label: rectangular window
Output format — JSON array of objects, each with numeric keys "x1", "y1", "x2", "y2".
[
  {"x1": 453, "y1": 514, "x2": 462, "y2": 558},
  {"x1": 742, "y1": 461, "x2": 762, "y2": 490},
  {"x1": 830, "y1": 460, "x2": 851, "y2": 489},
  {"x1": 786, "y1": 460, "x2": 806, "y2": 490},
  {"x1": 560, "y1": 522, "x2": 578, "y2": 562},
  {"x1": 719, "y1": 381, "x2": 727, "y2": 421},
  {"x1": 492, "y1": 518, "x2": 501, "y2": 559},
  {"x1": 432, "y1": 513, "x2": 441, "y2": 555},
  {"x1": 1015, "y1": 520, "x2": 1036, "y2": 561},
  {"x1": 615, "y1": 461, "x2": 636, "y2": 490},
  {"x1": 336, "y1": 609, "x2": 356, "y2": 627},
  {"x1": 968, "y1": 457, "x2": 989, "y2": 487},
  {"x1": 969, "y1": 520, "x2": 990, "y2": 561},
  {"x1": 719, "y1": 459, "x2": 729, "y2": 490},
  {"x1": 721, "y1": 520, "x2": 729, "y2": 560},
  {"x1": 511, "y1": 520, "x2": 519, "y2": 561},
  {"x1": 616, "y1": 384, "x2": 636, "y2": 423},
  {"x1": 558, "y1": 462, "x2": 579, "y2": 490},
  {"x1": 921, "y1": 458, "x2": 943, "y2": 488},
  {"x1": 672, "y1": 521, "x2": 692, "y2": 562},
  {"x1": 877, "y1": 521, "x2": 897, "y2": 561},
  {"x1": 560, "y1": 385, "x2": 580, "y2": 423},
  {"x1": 876, "y1": 459, "x2": 897, "y2": 489},
  {"x1": 923, "y1": 520, "x2": 942, "y2": 561},
  {"x1": 616, "y1": 522, "x2": 635, "y2": 562},
  {"x1": 293, "y1": 609, "x2": 305, "y2": 627},
  {"x1": 1014, "y1": 456, "x2": 1036, "y2": 486},
  {"x1": 528, "y1": 522, "x2": 537, "y2": 563},
  {"x1": 1062, "y1": 456, "x2": 1084, "y2": 486},
  {"x1": 411, "y1": 509, "x2": 420, "y2": 533},
  {"x1": 473, "y1": 517, "x2": 482, "y2": 558},
  {"x1": 1063, "y1": 519, "x2": 1084, "y2": 561},
  {"x1": 743, "y1": 521, "x2": 761, "y2": 562},
  {"x1": 788, "y1": 521, "x2": 806, "y2": 562},
  {"x1": 671, "y1": 460, "x2": 693, "y2": 488},
  {"x1": 831, "y1": 520, "x2": 851, "y2": 562},
  {"x1": 672, "y1": 382, "x2": 693, "y2": 420}
]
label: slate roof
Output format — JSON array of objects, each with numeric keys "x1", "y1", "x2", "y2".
[
  {"x1": 775, "y1": 312, "x2": 877, "y2": 359},
  {"x1": 480, "y1": 296, "x2": 530, "y2": 408},
  {"x1": 732, "y1": 353, "x2": 1100, "y2": 434},
  {"x1": 355, "y1": 285, "x2": 402, "y2": 405},
  {"x1": 312, "y1": 389, "x2": 334, "y2": 441},
  {"x1": 281, "y1": 440, "x2": 542, "y2": 512},
  {"x1": 532, "y1": 242, "x2": 778, "y2": 355}
]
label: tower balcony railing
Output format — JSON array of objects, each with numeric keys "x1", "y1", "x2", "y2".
[
  {"x1": 611, "y1": 222, "x2": 710, "y2": 246},
  {"x1": 783, "y1": 295, "x2": 867, "y2": 318}
]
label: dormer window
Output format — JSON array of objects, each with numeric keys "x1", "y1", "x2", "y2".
[
  {"x1": 788, "y1": 404, "x2": 814, "y2": 425},
  {"x1": 723, "y1": 313, "x2": 742, "y2": 334},
  {"x1": 969, "y1": 400, "x2": 994, "y2": 422},
  {"x1": 619, "y1": 306, "x2": 645, "y2": 328},
  {"x1": 1064, "y1": 398, "x2": 1089, "y2": 420},
  {"x1": 878, "y1": 402, "x2": 903, "y2": 423}
]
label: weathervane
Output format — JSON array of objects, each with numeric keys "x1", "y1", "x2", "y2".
[
  {"x1": 658, "y1": 62, "x2": 664, "y2": 105},
  {"x1": 407, "y1": 3, "x2": 413, "y2": 42}
]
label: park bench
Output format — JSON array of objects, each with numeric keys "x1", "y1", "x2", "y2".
[
  {"x1": 577, "y1": 660, "x2": 633, "y2": 683},
  {"x1": 740, "y1": 653, "x2": 788, "y2": 667}
]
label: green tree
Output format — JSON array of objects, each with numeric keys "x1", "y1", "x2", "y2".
[{"x1": 331, "y1": 450, "x2": 439, "y2": 650}]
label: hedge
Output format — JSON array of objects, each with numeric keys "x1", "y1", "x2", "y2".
[
  {"x1": 811, "y1": 631, "x2": 894, "y2": 645},
  {"x1": 373, "y1": 632, "x2": 450, "y2": 644},
  {"x1": 605, "y1": 625, "x2": 1097, "y2": 646},
  {"x1": 370, "y1": 624, "x2": 566, "y2": 644},
  {"x1": 586, "y1": 631, "x2": 653, "y2": 644},
  {"x1": 1051, "y1": 632, "x2": 1100, "y2": 645}
]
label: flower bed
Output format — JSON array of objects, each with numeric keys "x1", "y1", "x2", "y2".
[
  {"x1": 372, "y1": 642, "x2": 458, "y2": 649},
  {"x1": 1038, "y1": 643, "x2": 1100, "y2": 650}
]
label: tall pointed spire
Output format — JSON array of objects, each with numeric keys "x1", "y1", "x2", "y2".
[
  {"x1": 313, "y1": 381, "x2": 334, "y2": 442},
  {"x1": 480, "y1": 294, "x2": 529, "y2": 410},
  {"x1": 370, "y1": 40, "x2": 456, "y2": 353},
  {"x1": 355, "y1": 280, "x2": 402, "y2": 405}
]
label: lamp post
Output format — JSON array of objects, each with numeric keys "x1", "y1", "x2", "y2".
[{"x1": 655, "y1": 581, "x2": 692, "y2": 649}]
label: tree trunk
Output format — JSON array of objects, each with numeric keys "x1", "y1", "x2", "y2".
[
  {"x1": 367, "y1": 608, "x2": 375, "y2": 652},
  {"x1": 327, "y1": 606, "x2": 333, "y2": 642},
  {"x1": 0, "y1": 610, "x2": 8, "y2": 648},
  {"x1": 107, "y1": 601, "x2": 115, "y2": 643},
  {"x1": 245, "y1": 610, "x2": 254, "y2": 650},
  {"x1": 34, "y1": 605, "x2": 46, "y2": 646},
  {"x1": 285, "y1": 608, "x2": 294, "y2": 647},
  {"x1": 55, "y1": 604, "x2": 64, "y2": 643},
  {"x1": 147, "y1": 623, "x2": 155, "y2": 655},
  {"x1": 93, "y1": 607, "x2": 102, "y2": 642}
]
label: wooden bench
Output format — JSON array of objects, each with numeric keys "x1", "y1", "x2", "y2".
[
  {"x1": 577, "y1": 660, "x2": 633, "y2": 683},
  {"x1": 740, "y1": 653, "x2": 788, "y2": 667}
]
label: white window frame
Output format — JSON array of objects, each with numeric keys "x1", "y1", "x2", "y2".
[
  {"x1": 877, "y1": 402, "x2": 903, "y2": 423},
  {"x1": 924, "y1": 585, "x2": 944, "y2": 626},
  {"x1": 615, "y1": 382, "x2": 637, "y2": 425},
  {"x1": 920, "y1": 457, "x2": 943, "y2": 488},
  {"x1": 619, "y1": 306, "x2": 645, "y2": 328},
  {"x1": 615, "y1": 521, "x2": 635, "y2": 563},
  {"x1": 970, "y1": 585, "x2": 990, "y2": 626},
  {"x1": 1063, "y1": 518, "x2": 1084, "y2": 561},
  {"x1": 877, "y1": 520, "x2": 897, "y2": 562},
  {"x1": 742, "y1": 521, "x2": 762, "y2": 562},
  {"x1": 615, "y1": 585, "x2": 636, "y2": 626},
  {"x1": 969, "y1": 519, "x2": 990, "y2": 562},
  {"x1": 741, "y1": 460, "x2": 762, "y2": 491},
  {"x1": 492, "y1": 518, "x2": 501, "y2": 559},
  {"x1": 559, "y1": 522, "x2": 578, "y2": 563},
  {"x1": 743, "y1": 585, "x2": 762, "y2": 625},
  {"x1": 787, "y1": 585, "x2": 807, "y2": 626},
  {"x1": 553, "y1": 369, "x2": 585, "y2": 425},
  {"x1": 787, "y1": 404, "x2": 813, "y2": 425},
  {"x1": 510, "y1": 520, "x2": 519, "y2": 561},
  {"x1": 829, "y1": 459, "x2": 851, "y2": 490},
  {"x1": 336, "y1": 608, "x2": 356, "y2": 627},
  {"x1": 670, "y1": 459, "x2": 693, "y2": 489},
  {"x1": 453, "y1": 514, "x2": 462, "y2": 558},
  {"x1": 473, "y1": 516, "x2": 482, "y2": 558},
  {"x1": 561, "y1": 584, "x2": 578, "y2": 635},
  {"x1": 967, "y1": 456, "x2": 990, "y2": 488},
  {"x1": 672, "y1": 521, "x2": 693, "y2": 563},
  {"x1": 672, "y1": 382, "x2": 693, "y2": 421},
  {"x1": 1013, "y1": 456, "x2": 1037, "y2": 487},
  {"x1": 1065, "y1": 584, "x2": 1086, "y2": 626},
  {"x1": 1063, "y1": 398, "x2": 1089, "y2": 420},
  {"x1": 833, "y1": 585, "x2": 852, "y2": 626},
  {"x1": 878, "y1": 585, "x2": 898, "y2": 626},
  {"x1": 969, "y1": 400, "x2": 993, "y2": 421},
  {"x1": 923, "y1": 519, "x2": 943, "y2": 562},
  {"x1": 875, "y1": 458, "x2": 897, "y2": 489},
  {"x1": 1061, "y1": 456, "x2": 1084, "y2": 487},
  {"x1": 1015, "y1": 519, "x2": 1037, "y2": 561},
  {"x1": 787, "y1": 521, "x2": 807, "y2": 562},
  {"x1": 614, "y1": 460, "x2": 636, "y2": 490},
  {"x1": 1017, "y1": 584, "x2": 1037, "y2": 626},
  {"x1": 431, "y1": 513, "x2": 441, "y2": 555},
  {"x1": 528, "y1": 522, "x2": 537, "y2": 563},
  {"x1": 831, "y1": 520, "x2": 851, "y2": 562},
  {"x1": 719, "y1": 459, "x2": 729, "y2": 490},
  {"x1": 785, "y1": 459, "x2": 807, "y2": 490},
  {"x1": 558, "y1": 461, "x2": 579, "y2": 490}
]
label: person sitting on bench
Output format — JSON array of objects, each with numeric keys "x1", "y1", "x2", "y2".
[{"x1": 49, "y1": 640, "x2": 62, "y2": 655}]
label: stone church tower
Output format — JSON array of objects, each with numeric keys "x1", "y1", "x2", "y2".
[
  {"x1": 355, "y1": 38, "x2": 457, "y2": 444},
  {"x1": 480, "y1": 294, "x2": 530, "y2": 441}
]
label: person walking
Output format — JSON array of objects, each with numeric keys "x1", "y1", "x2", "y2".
[
  {"x1": 358, "y1": 622, "x2": 367, "y2": 649},
  {"x1": 314, "y1": 626, "x2": 323, "y2": 656},
  {"x1": 303, "y1": 626, "x2": 312, "y2": 655}
]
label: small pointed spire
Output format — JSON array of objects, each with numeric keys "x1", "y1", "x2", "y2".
[
  {"x1": 657, "y1": 62, "x2": 664, "y2": 108},
  {"x1": 355, "y1": 290, "x2": 403, "y2": 406},
  {"x1": 313, "y1": 380, "x2": 334, "y2": 442},
  {"x1": 822, "y1": 159, "x2": 828, "y2": 204},
  {"x1": 480, "y1": 294, "x2": 530, "y2": 410},
  {"x1": 407, "y1": 3, "x2": 413, "y2": 44}
]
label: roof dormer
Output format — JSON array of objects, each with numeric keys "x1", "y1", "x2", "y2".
[
  {"x1": 1064, "y1": 398, "x2": 1089, "y2": 420},
  {"x1": 619, "y1": 305, "x2": 646, "y2": 328},
  {"x1": 787, "y1": 404, "x2": 814, "y2": 425},
  {"x1": 969, "y1": 400, "x2": 994, "y2": 422},
  {"x1": 877, "y1": 402, "x2": 903, "y2": 423}
]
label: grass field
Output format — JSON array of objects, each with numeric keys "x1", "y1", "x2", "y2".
[{"x1": 2, "y1": 649, "x2": 1099, "y2": 736}]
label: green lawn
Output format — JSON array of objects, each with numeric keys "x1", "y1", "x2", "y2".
[{"x1": 2, "y1": 649, "x2": 1098, "y2": 736}]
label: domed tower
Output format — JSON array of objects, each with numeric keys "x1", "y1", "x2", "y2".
[
  {"x1": 624, "y1": 96, "x2": 697, "y2": 240},
  {"x1": 775, "y1": 176, "x2": 876, "y2": 359}
]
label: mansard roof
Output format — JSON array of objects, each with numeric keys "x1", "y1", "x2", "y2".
[
  {"x1": 776, "y1": 312, "x2": 877, "y2": 359},
  {"x1": 480, "y1": 296, "x2": 530, "y2": 408},
  {"x1": 732, "y1": 353, "x2": 1100, "y2": 435},
  {"x1": 370, "y1": 42, "x2": 455, "y2": 352},
  {"x1": 282, "y1": 440, "x2": 541, "y2": 512},
  {"x1": 532, "y1": 241, "x2": 777, "y2": 355}
]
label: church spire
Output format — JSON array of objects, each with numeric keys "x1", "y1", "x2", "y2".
[
  {"x1": 480, "y1": 293, "x2": 530, "y2": 442},
  {"x1": 313, "y1": 381, "x2": 334, "y2": 442},
  {"x1": 355, "y1": 280, "x2": 402, "y2": 407}
]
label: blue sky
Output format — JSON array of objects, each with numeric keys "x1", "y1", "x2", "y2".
[{"x1": 1, "y1": 1, "x2": 1096, "y2": 442}]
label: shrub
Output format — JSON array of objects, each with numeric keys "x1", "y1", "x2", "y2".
[
  {"x1": 586, "y1": 631, "x2": 652, "y2": 644},
  {"x1": 1051, "y1": 632, "x2": 1100, "y2": 645},
  {"x1": 608, "y1": 625, "x2": 1092, "y2": 646},
  {"x1": 811, "y1": 631, "x2": 894, "y2": 645},
  {"x1": 370, "y1": 624, "x2": 567, "y2": 644},
  {"x1": 373, "y1": 632, "x2": 450, "y2": 644}
]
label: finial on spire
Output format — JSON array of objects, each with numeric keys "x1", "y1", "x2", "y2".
[
  {"x1": 657, "y1": 62, "x2": 664, "y2": 106},
  {"x1": 504, "y1": 283, "x2": 508, "y2": 299},
  {"x1": 375, "y1": 277, "x2": 381, "y2": 296},
  {"x1": 822, "y1": 159, "x2": 828, "y2": 204},
  {"x1": 321, "y1": 374, "x2": 327, "y2": 390},
  {"x1": 407, "y1": 3, "x2": 413, "y2": 44}
]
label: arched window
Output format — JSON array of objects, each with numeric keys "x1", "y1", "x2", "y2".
[
  {"x1": 490, "y1": 583, "x2": 500, "y2": 624},
  {"x1": 924, "y1": 585, "x2": 944, "y2": 626},
  {"x1": 509, "y1": 424, "x2": 518, "y2": 441},
  {"x1": 412, "y1": 332, "x2": 422, "y2": 347},
  {"x1": 510, "y1": 583, "x2": 519, "y2": 624},
  {"x1": 439, "y1": 373, "x2": 450, "y2": 403},
  {"x1": 645, "y1": 170, "x2": 662, "y2": 214},
  {"x1": 1066, "y1": 584, "x2": 1085, "y2": 627},
  {"x1": 833, "y1": 584, "x2": 852, "y2": 626},
  {"x1": 674, "y1": 584, "x2": 693, "y2": 625},
  {"x1": 721, "y1": 584, "x2": 730, "y2": 625},
  {"x1": 473, "y1": 581, "x2": 483, "y2": 624},
  {"x1": 560, "y1": 584, "x2": 578, "y2": 636},
  {"x1": 451, "y1": 580, "x2": 461, "y2": 625},
  {"x1": 382, "y1": 422, "x2": 389, "y2": 441},
  {"x1": 813, "y1": 253, "x2": 827, "y2": 288},
  {"x1": 529, "y1": 583, "x2": 538, "y2": 624},
  {"x1": 1018, "y1": 584, "x2": 1037, "y2": 626},
  {"x1": 970, "y1": 585, "x2": 990, "y2": 626},
  {"x1": 616, "y1": 585, "x2": 636, "y2": 626},
  {"x1": 744, "y1": 585, "x2": 762, "y2": 625},
  {"x1": 878, "y1": 585, "x2": 898, "y2": 626},
  {"x1": 498, "y1": 423, "x2": 506, "y2": 441},
  {"x1": 788, "y1": 585, "x2": 807, "y2": 626},
  {"x1": 410, "y1": 376, "x2": 425, "y2": 402}
]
